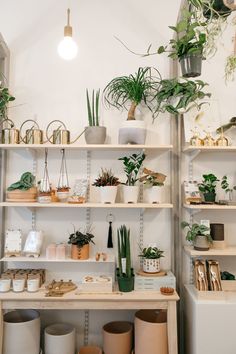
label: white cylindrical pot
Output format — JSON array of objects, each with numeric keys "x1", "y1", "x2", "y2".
[
  {"x1": 44, "y1": 323, "x2": 75, "y2": 354},
  {"x1": 118, "y1": 120, "x2": 146, "y2": 145},
  {"x1": 135, "y1": 310, "x2": 168, "y2": 354},
  {"x1": 122, "y1": 185, "x2": 139, "y2": 203},
  {"x1": 146, "y1": 186, "x2": 161, "y2": 204},
  {"x1": 0, "y1": 279, "x2": 11, "y2": 292},
  {"x1": 3, "y1": 310, "x2": 40, "y2": 354},
  {"x1": 99, "y1": 186, "x2": 118, "y2": 203},
  {"x1": 143, "y1": 258, "x2": 161, "y2": 273},
  {"x1": 103, "y1": 321, "x2": 133, "y2": 354}
]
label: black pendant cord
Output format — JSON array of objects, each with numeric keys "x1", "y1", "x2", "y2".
[{"x1": 107, "y1": 221, "x2": 113, "y2": 248}]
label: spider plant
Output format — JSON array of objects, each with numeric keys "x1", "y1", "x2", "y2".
[
  {"x1": 86, "y1": 89, "x2": 100, "y2": 126},
  {"x1": 103, "y1": 67, "x2": 161, "y2": 121}
]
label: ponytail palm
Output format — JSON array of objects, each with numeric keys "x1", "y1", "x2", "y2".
[{"x1": 103, "y1": 67, "x2": 161, "y2": 120}]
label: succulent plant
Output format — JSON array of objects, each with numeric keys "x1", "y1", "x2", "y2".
[{"x1": 92, "y1": 169, "x2": 120, "y2": 187}]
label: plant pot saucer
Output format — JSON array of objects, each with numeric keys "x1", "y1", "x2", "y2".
[{"x1": 136, "y1": 270, "x2": 166, "y2": 277}]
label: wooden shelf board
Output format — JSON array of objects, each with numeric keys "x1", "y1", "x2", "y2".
[
  {"x1": 1, "y1": 255, "x2": 115, "y2": 263},
  {"x1": 183, "y1": 145, "x2": 236, "y2": 153},
  {"x1": 183, "y1": 203, "x2": 236, "y2": 210},
  {"x1": 184, "y1": 245, "x2": 236, "y2": 257},
  {"x1": 0, "y1": 202, "x2": 173, "y2": 209},
  {"x1": 0, "y1": 144, "x2": 173, "y2": 152}
]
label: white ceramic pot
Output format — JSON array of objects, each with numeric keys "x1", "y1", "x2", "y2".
[
  {"x1": 99, "y1": 186, "x2": 118, "y2": 203},
  {"x1": 44, "y1": 323, "x2": 75, "y2": 354},
  {"x1": 27, "y1": 278, "x2": 40, "y2": 292},
  {"x1": 118, "y1": 120, "x2": 146, "y2": 145},
  {"x1": 143, "y1": 258, "x2": 161, "y2": 273},
  {"x1": 57, "y1": 191, "x2": 70, "y2": 202},
  {"x1": 12, "y1": 279, "x2": 25, "y2": 292},
  {"x1": 3, "y1": 310, "x2": 41, "y2": 354},
  {"x1": 0, "y1": 279, "x2": 11, "y2": 292},
  {"x1": 146, "y1": 186, "x2": 161, "y2": 203},
  {"x1": 121, "y1": 185, "x2": 139, "y2": 203}
]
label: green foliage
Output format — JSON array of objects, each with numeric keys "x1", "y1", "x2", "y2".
[
  {"x1": 225, "y1": 55, "x2": 236, "y2": 82},
  {"x1": 198, "y1": 173, "x2": 219, "y2": 194},
  {"x1": 155, "y1": 78, "x2": 211, "y2": 115},
  {"x1": 221, "y1": 175, "x2": 236, "y2": 194},
  {"x1": 119, "y1": 152, "x2": 145, "y2": 186},
  {"x1": 139, "y1": 246, "x2": 164, "y2": 259},
  {"x1": 0, "y1": 82, "x2": 15, "y2": 121},
  {"x1": 103, "y1": 67, "x2": 161, "y2": 120},
  {"x1": 139, "y1": 167, "x2": 166, "y2": 187},
  {"x1": 86, "y1": 89, "x2": 100, "y2": 126},
  {"x1": 68, "y1": 227, "x2": 95, "y2": 248},
  {"x1": 117, "y1": 225, "x2": 132, "y2": 278},
  {"x1": 92, "y1": 169, "x2": 120, "y2": 187},
  {"x1": 7, "y1": 172, "x2": 35, "y2": 191},
  {"x1": 188, "y1": 0, "x2": 231, "y2": 18},
  {"x1": 181, "y1": 221, "x2": 212, "y2": 243}
]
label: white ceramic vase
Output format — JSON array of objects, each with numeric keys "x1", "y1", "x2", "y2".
[
  {"x1": 99, "y1": 186, "x2": 117, "y2": 203},
  {"x1": 146, "y1": 186, "x2": 161, "y2": 203},
  {"x1": 143, "y1": 258, "x2": 161, "y2": 273},
  {"x1": 44, "y1": 323, "x2": 75, "y2": 354},
  {"x1": 121, "y1": 185, "x2": 139, "y2": 203},
  {"x1": 118, "y1": 120, "x2": 146, "y2": 145},
  {"x1": 3, "y1": 310, "x2": 40, "y2": 354}
]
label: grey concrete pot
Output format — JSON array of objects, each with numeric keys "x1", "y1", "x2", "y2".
[
  {"x1": 85, "y1": 126, "x2": 106, "y2": 144},
  {"x1": 44, "y1": 323, "x2": 75, "y2": 354},
  {"x1": 194, "y1": 235, "x2": 210, "y2": 251},
  {"x1": 179, "y1": 54, "x2": 202, "y2": 78},
  {"x1": 118, "y1": 121, "x2": 146, "y2": 145}
]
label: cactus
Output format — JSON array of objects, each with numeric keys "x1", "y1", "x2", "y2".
[{"x1": 117, "y1": 225, "x2": 132, "y2": 278}]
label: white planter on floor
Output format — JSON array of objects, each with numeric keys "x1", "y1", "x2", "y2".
[
  {"x1": 146, "y1": 186, "x2": 162, "y2": 203},
  {"x1": 118, "y1": 120, "x2": 146, "y2": 145},
  {"x1": 3, "y1": 310, "x2": 40, "y2": 354},
  {"x1": 121, "y1": 185, "x2": 139, "y2": 203},
  {"x1": 44, "y1": 323, "x2": 75, "y2": 354},
  {"x1": 99, "y1": 186, "x2": 118, "y2": 203}
]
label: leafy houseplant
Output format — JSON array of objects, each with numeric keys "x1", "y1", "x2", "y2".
[
  {"x1": 85, "y1": 89, "x2": 106, "y2": 144},
  {"x1": 119, "y1": 152, "x2": 145, "y2": 203},
  {"x1": 139, "y1": 246, "x2": 164, "y2": 273},
  {"x1": 181, "y1": 221, "x2": 212, "y2": 251},
  {"x1": 139, "y1": 167, "x2": 166, "y2": 203},
  {"x1": 0, "y1": 83, "x2": 15, "y2": 121},
  {"x1": 198, "y1": 173, "x2": 219, "y2": 202},
  {"x1": 68, "y1": 227, "x2": 95, "y2": 260},
  {"x1": 155, "y1": 78, "x2": 211, "y2": 115},
  {"x1": 221, "y1": 175, "x2": 236, "y2": 202},
  {"x1": 92, "y1": 169, "x2": 120, "y2": 204},
  {"x1": 103, "y1": 67, "x2": 161, "y2": 144},
  {"x1": 117, "y1": 225, "x2": 134, "y2": 292},
  {"x1": 6, "y1": 172, "x2": 37, "y2": 202}
]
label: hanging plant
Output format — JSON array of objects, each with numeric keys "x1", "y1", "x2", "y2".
[{"x1": 57, "y1": 149, "x2": 70, "y2": 192}]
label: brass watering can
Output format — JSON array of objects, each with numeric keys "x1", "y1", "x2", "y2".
[
  {"x1": 20, "y1": 119, "x2": 43, "y2": 144},
  {"x1": 0, "y1": 118, "x2": 20, "y2": 144},
  {"x1": 46, "y1": 119, "x2": 87, "y2": 145}
]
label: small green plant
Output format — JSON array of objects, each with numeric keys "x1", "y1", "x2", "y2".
[
  {"x1": 139, "y1": 167, "x2": 166, "y2": 187},
  {"x1": 198, "y1": 173, "x2": 219, "y2": 194},
  {"x1": 221, "y1": 175, "x2": 236, "y2": 195},
  {"x1": 103, "y1": 67, "x2": 161, "y2": 121},
  {"x1": 92, "y1": 169, "x2": 120, "y2": 187},
  {"x1": 181, "y1": 221, "x2": 212, "y2": 243},
  {"x1": 155, "y1": 78, "x2": 211, "y2": 115},
  {"x1": 86, "y1": 89, "x2": 100, "y2": 126},
  {"x1": 139, "y1": 246, "x2": 164, "y2": 259},
  {"x1": 117, "y1": 225, "x2": 132, "y2": 278},
  {"x1": 119, "y1": 152, "x2": 145, "y2": 186},
  {"x1": 7, "y1": 172, "x2": 35, "y2": 191},
  {"x1": 225, "y1": 55, "x2": 236, "y2": 82},
  {"x1": 0, "y1": 82, "x2": 15, "y2": 121},
  {"x1": 68, "y1": 226, "x2": 95, "y2": 248}
]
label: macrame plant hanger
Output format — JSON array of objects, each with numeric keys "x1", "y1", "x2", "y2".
[
  {"x1": 41, "y1": 149, "x2": 51, "y2": 192},
  {"x1": 106, "y1": 213, "x2": 115, "y2": 248},
  {"x1": 58, "y1": 149, "x2": 70, "y2": 190}
]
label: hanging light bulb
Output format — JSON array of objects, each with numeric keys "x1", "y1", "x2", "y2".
[{"x1": 57, "y1": 8, "x2": 78, "y2": 60}]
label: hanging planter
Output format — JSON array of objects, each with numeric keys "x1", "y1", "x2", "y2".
[
  {"x1": 179, "y1": 54, "x2": 202, "y2": 78},
  {"x1": 57, "y1": 149, "x2": 70, "y2": 202},
  {"x1": 38, "y1": 149, "x2": 51, "y2": 203}
]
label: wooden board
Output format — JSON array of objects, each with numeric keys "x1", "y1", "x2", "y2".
[
  {"x1": 6, "y1": 198, "x2": 36, "y2": 202},
  {"x1": 136, "y1": 270, "x2": 167, "y2": 277}
]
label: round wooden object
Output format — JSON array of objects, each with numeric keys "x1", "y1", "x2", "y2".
[{"x1": 136, "y1": 270, "x2": 166, "y2": 277}]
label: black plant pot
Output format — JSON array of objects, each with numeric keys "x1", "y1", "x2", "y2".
[
  {"x1": 204, "y1": 192, "x2": 216, "y2": 203},
  {"x1": 203, "y1": 0, "x2": 231, "y2": 18},
  {"x1": 179, "y1": 54, "x2": 202, "y2": 78}
]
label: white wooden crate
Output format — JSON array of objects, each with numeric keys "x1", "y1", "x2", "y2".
[{"x1": 134, "y1": 271, "x2": 176, "y2": 291}]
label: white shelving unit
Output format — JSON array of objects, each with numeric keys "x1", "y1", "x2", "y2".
[{"x1": 1, "y1": 255, "x2": 115, "y2": 263}]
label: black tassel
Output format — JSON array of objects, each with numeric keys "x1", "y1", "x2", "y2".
[{"x1": 107, "y1": 221, "x2": 113, "y2": 248}]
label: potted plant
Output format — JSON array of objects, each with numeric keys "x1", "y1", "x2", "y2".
[
  {"x1": 117, "y1": 225, "x2": 134, "y2": 292},
  {"x1": 139, "y1": 246, "x2": 164, "y2": 273},
  {"x1": 6, "y1": 172, "x2": 37, "y2": 202},
  {"x1": 119, "y1": 152, "x2": 145, "y2": 203},
  {"x1": 158, "y1": 11, "x2": 206, "y2": 77},
  {"x1": 221, "y1": 175, "x2": 236, "y2": 202},
  {"x1": 68, "y1": 226, "x2": 95, "y2": 260},
  {"x1": 198, "y1": 173, "x2": 219, "y2": 202},
  {"x1": 139, "y1": 168, "x2": 166, "y2": 203},
  {"x1": 103, "y1": 67, "x2": 161, "y2": 144},
  {"x1": 0, "y1": 81, "x2": 15, "y2": 122},
  {"x1": 85, "y1": 89, "x2": 106, "y2": 144},
  {"x1": 155, "y1": 78, "x2": 211, "y2": 115},
  {"x1": 181, "y1": 221, "x2": 212, "y2": 251},
  {"x1": 92, "y1": 169, "x2": 120, "y2": 203}
]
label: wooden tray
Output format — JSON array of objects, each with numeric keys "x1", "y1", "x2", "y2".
[
  {"x1": 6, "y1": 198, "x2": 36, "y2": 202},
  {"x1": 136, "y1": 270, "x2": 166, "y2": 277}
]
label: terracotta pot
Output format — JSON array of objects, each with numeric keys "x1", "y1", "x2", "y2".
[
  {"x1": 79, "y1": 346, "x2": 102, "y2": 354},
  {"x1": 71, "y1": 244, "x2": 89, "y2": 260},
  {"x1": 44, "y1": 323, "x2": 75, "y2": 354},
  {"x1": 143, "y1": 258, "x2": 160, "y2": 273},
  {"x1": 3, "y1": 310, "x2": 40, "y2": 354},
  {"x1": 6, "y1": 187, "x2": 37, "y2": 202},
  {"x1": 135, "y1": 310, "x2": 168, "y2": 354},
  {"x1": 103, "y1": 321, "x2": 133, "y2": 354},
  {"x1": 121, "y1": 185, "x2": 139, "y2": 203},
  {"x1": 99, "y1": 186, "x2": 118, "y2": 203}
]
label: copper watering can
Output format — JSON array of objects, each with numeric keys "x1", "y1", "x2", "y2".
[
  {"x1": 46, "y1": 119, "x2": 86, "y2": 145},
  {"x1": 0, "y1": 118, "x2": 20, "y2": 144},
  {"x1": 20, "y1": 119, "x2": 43, "y2": 144}
]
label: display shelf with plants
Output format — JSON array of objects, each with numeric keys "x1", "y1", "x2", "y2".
[
  {"x1": 0, "y1": 255, "x2": 116, "y2": 263},
  {"x1": 184, "y1": 245, "x2": 236, "y2": 257}
]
